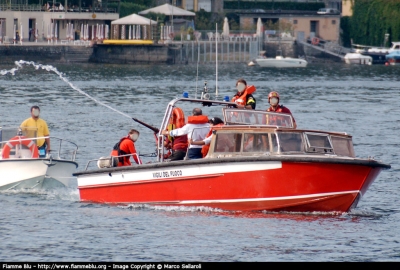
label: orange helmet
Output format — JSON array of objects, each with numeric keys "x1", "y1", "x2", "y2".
[{"x1": 268, "y1": 91, "x2": 280, "y2": 100}]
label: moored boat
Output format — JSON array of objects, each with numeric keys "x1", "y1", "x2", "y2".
[
  {"x1": 344, "y1": 53, "x2": 372, "y2": 65},
  {"x1": 249, "y1": 50, "x2": 307, "y2": 68},
  {"x1": 0, "y1": 127, "x2": 79, "y2": 190},
  {"x1": 74, "y1": 97, "x2": 390, "y2": 213},
  {"x1": 351, "y1": 42, "x2": 400, "y2": 64},
  {"x1": 385, "y1": 51, "x2": 400, "y2": 65},
  {"x1": 360, "y1": 51, "x2": 388, "y2": 65},
  {"x1": 255, "y1": 56, "x2": 308, "y2": 68}
]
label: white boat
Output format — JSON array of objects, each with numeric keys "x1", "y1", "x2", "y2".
[
  {"x1": 344, "y1": 53, "x2": 372, "y2": 65},
  {"x1": 255, "y1": 55, "x2": 308, "y2": 68},
  {"x1": 250, "y1": 50, "x2": 307, "y2": 68},
  {"x1": 347, "y1": 42, "x2": 400, "y2": 64},
  {"x1": 365, "y1": 42, "x2": 400, "y2": 54},
  {"x1": 0, "y1": 127, "x2": 79, "y2": 190}
]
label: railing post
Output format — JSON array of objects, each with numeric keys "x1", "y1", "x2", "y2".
[
  {"x1": 204, "y1": 41, "x2": 206, "y2": 63},
  {"x1": 239, "y1": 40, "x2": 241, "y2": 62}
]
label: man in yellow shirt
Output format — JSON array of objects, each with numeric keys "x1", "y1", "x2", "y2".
[{"x1": 20, "y1": 105, "x2": 51, "y2": 157}]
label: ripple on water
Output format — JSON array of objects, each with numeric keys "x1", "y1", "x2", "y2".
[{"x1": 0, "y1": 61, "x2": 399, "y2": 261}]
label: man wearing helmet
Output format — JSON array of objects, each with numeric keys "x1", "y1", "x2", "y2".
[
  {"x1": 267, "y1": 91, "x2": 297, "y2": 128},
  {"x1": 232, "y1": 78, "x2": 256, "y2": 109}
]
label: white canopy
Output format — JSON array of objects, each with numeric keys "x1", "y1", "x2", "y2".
[
  {"x1": 223, "y1": 17, "x2": 229, "y2": 37},
  {"x1": 139, "y1": 4, "x2": 195, "y2": 16},
  {"x1": 256, "y1": 18, "x2": 263, "y2": 37},
  {"x1": 111, "y1": 14, "x2": 157, "y2": 25}
]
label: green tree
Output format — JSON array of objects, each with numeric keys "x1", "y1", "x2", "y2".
[{"x1": 349, "y1": 0, "x2": 400, "y2": 46}]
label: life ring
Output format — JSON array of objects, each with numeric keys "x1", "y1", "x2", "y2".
[
  {"x1": 163, "y1": 107, "x2": 187, "y2": 159},
  {"x1": 311, "y1": 37, "x2": 320, "y2": 45},
  {"x1": 2, "y1": 136, "x2": 39, "y2": 159},
  {"x1": 166, "y1": 107, "x2": 186, "y2": 142},
  {"x1": 167, "y1": 107, "x2": 186, "y2": 137}
]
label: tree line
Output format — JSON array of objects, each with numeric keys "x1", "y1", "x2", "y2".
[{"x1": 341, "y1": 0, "x2": 400, "y2": 47}]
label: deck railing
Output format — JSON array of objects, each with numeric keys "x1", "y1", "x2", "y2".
[
  {"x1": 174, "y1": 39, "x2": 261, "y2": 63},
  {"x1": 0, "y1": 4, "x2": 117, "y2": 13}
]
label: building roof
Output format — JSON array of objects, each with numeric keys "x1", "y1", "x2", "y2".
[
  {"x1": 111, "y1": 14, "x2": 157, "y2": 25},
  {"x1": 139, "y1": 4, "x2": 196, "y2": 17}
]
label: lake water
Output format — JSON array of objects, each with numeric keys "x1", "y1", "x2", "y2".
[{"x1": 0, "y1": 61, "x2": 399, "y2": 261}]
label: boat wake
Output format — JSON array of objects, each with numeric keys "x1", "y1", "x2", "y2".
[
  {"x1": 118, "y1": 204, "x2": 384, "y2": 219},
  {"x1": 0, "y1": 187, "x2": 80, "y2": 202},
  {"x1": 120, "y1": 203, "x2": 225, "y2": 213},
  {"x1": 347, "y1": 208, "x2": 384, "y2": 218}
]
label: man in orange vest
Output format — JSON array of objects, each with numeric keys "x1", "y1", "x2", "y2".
[
  {"x1": 189, "y1": 117, "x2": 224, "y2": 158},
  {"x1": 111, "y1": 129, "x2": 142, "y2": 166},
  {"x1": 266, "y1": 91, "x2": 297, "y2": 128},
  {"x1": 232, "y1": 78, "x2": 256, "y2": 109},
  {"x1": 162, "y1": 108, "x2": 209, "y2": 159}
]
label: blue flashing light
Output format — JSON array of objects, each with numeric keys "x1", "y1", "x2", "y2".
[
  {"x1": 183, "y1": 92, "x2": 189, "y2": 98},
  {"x1": 224, "y1": 95, "x2": 230, "y2": 102}
]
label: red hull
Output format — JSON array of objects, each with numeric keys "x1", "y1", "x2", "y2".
[{"x1": 78, "y1": 161, "x2": 383, "y2": 212}]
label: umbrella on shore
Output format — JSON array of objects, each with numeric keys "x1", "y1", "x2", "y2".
[
  {"x1": 20, "y1": 24, "x2": 23, "y2": 44},
  {"x1": 223, "y1": 17, "x2": 229, "y2": 38},
  {"x1": 256, "y1": 17, "x2": 263, "y2": 37}
]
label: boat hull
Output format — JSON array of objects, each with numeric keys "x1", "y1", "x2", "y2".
[
  {"x1": 255, "y1": 58, "x2": 307, "y2": 68},
  {"x1": 360, "y1": 52, "x2": 388, "y2": 64},
  {"x1": 76, "y1": 157, "x2": 387, "y2": 212},
  {"x1": 0, "y1": 158, "x2": 78, "y2": 190},
  {"x1": 387, "y1": 58, "x2": 400, "y2": 65},
  {"x1": 344, "y1": 53, "x2": 372, "y2": 65}
]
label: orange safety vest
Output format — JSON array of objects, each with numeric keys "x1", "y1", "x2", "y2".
[
  {"x1": 201, "y1": 123, "x2": 223, "y2": 157},
  {"x1": 187, "y1": 115, "x2": 209, "y2": 124},
  {"x1": 166, "y1": 107, "x2": 188, "y2": 156},
  {"x1": 232, "y1": 85, "x2": 256, "y2": 106}
]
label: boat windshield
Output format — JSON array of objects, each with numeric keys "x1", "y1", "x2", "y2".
[
  {"x1": 223, "y1": 108, "x2": 294, "y2": 128},
  {"x1": 0, "y1": 127, "x2": 38, "y2": 148},
  {"x1": 0, "y1": 127, "x2": 78, "y2": 160}
]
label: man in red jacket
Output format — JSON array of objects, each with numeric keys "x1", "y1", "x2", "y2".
[
  {"x1": 266, "y1": 91, "x2": 297, "y2": 128},
  {"x1": 111, "y1": 129, "x2": 142, "y2": 166}
]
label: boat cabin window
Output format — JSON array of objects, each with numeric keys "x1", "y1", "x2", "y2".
[
  {"x1": 243, "y1": 133, "x2": 269, "y2": 152},
  {"x1": 214, "y1": 133, "x2": 242, "y2": 153},
  {"x1": 276, "y1": 132, "x2": 303, "y2": 152},
  {"x1": 304, "y1": 132, "x2": 333, "y2": 154},
  {"x1": 331, "y1": 136, "x2": 355, "y2": 157},
  {"x1": 223, "y1": 108, "x2": 294, "y2": 128}
]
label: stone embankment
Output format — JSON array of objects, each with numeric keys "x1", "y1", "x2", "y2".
[
  {"x1": 0, "y1": 44, "x2": 93, "y2": 64},
  {"x1": 0, "y1": 43, "x2": 172, "y2": 64},
  {"x1": 0, "y1": 40, "x2": 346, "y2": 64}
]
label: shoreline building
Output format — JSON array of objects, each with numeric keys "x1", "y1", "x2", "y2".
[{"x1": 0, "y1": 0, "x2": 120, "y2": 43}]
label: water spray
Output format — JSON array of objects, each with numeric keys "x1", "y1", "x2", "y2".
[{"x1": 1, "y1": 60, "x2": 132, "y2": 119}]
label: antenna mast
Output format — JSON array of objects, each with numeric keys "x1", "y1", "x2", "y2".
[{"x1": 215, "y1": 23, "x2": 218, "y2": 98}]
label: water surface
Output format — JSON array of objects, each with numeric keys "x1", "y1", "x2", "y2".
[{"x1": 0, "y1": 62, "x2": 399, "y2": 261}]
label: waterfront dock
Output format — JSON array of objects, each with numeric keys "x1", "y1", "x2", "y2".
[{"x1": 0, "y1": 38, "x2": 344, "y2": 65}]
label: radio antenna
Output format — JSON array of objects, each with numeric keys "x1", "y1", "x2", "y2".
[{"x1": 215, "y1": 23, "x2": 218, "y2": 99}]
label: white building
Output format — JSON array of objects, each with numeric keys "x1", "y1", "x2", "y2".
[{"x1": 0, "y1": 1, "x2": 119, "y2": 42}]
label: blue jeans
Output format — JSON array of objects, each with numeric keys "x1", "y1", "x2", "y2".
[{"x1": 188, "y1": 148, "x2": 202, "y2": 159}]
